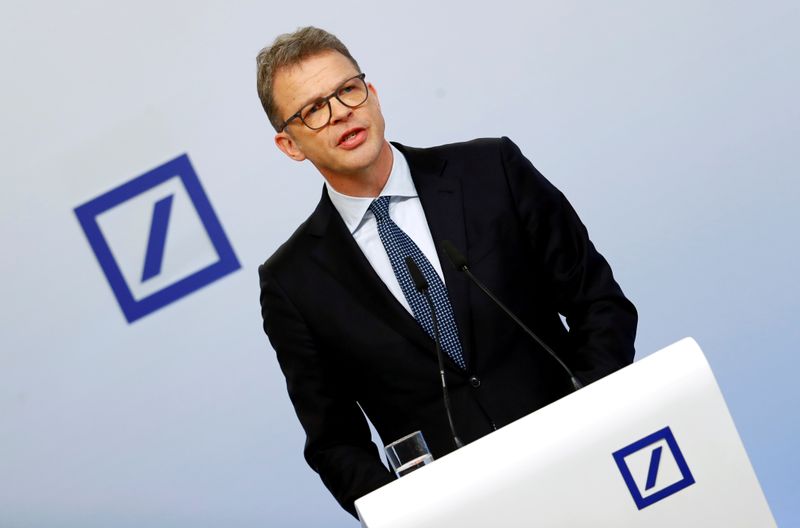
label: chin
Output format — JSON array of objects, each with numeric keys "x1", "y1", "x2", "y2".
[{"x1": 340, "y1": 139, "x2": 384, "y2": 169}]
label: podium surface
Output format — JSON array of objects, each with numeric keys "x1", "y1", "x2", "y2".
[{"x1": 355, "y1": 338, "x2": 775, "y2": 527}]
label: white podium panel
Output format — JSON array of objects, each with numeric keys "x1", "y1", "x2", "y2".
[{"x1": 355, "y1": 338, "x2": 775, "y2": 527}]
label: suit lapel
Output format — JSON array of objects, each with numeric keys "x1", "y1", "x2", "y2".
[
  {"x1": 394, "y1": 143, "x2": 476, "y2": 372},
  {"x1": 307, "y1": 189, "x2": 442, "y2": 362}
]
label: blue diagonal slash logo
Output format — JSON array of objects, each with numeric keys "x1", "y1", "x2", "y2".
[
  {"x1": 645, "y1": 446, "x2": 663, "y2": 490},
  {"x1": 74, "y1": 153, "x2": 240, "y2": 323},
  {"x1": 141, "y1": 195, "x2": 174, "y2": 282},
  {"x1": 613, "y1": 426, "x2": 695, "y2": 510}
]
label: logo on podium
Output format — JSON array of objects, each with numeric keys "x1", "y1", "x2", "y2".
[
  {"x1": 74, "y1": 153, "x2": 240, "y2": 323},
  {"x1": 612, "y1": 426, "x2": 695, "y2": 510}
]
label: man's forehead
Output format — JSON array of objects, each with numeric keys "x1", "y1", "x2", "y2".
[{"x1": 275, "y1": 51, "x2": 358, "y2": 103}]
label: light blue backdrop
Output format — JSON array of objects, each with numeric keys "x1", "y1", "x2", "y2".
[{"x1": 1, "y1": 1, "x2": 797, "y2": 526}]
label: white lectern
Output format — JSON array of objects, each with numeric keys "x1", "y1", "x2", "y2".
[{"x1": 355, "y1": 338, "x2": 776, "y2": 527}]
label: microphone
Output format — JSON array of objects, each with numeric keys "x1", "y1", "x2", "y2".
[
  {"x1": 439, "y1": 241, "x2": 583, "y2": 391},
  {"x1": 404, "y1": 256, "x2": 464, "y2": 450}
]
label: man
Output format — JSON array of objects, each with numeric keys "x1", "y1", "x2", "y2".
[{"x1": 256, "y1": 27, "x2": 637, "y2": 517}]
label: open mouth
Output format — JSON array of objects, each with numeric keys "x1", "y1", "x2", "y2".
[{"x1": 338, "y1": 128, "x2": 366, "y2": 147}]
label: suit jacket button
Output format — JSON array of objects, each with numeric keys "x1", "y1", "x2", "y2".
[{"x1": 469, "y1": 376, "x2": 481, "y2": 388}]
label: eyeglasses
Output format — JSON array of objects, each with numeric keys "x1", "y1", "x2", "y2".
[{"x1": 278, "y1": 73, "x2": 368, "y2": 132}]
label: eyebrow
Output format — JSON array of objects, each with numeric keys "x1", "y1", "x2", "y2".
[{"x1": 296, "y1": 73, "x2": 359, "y2": 110}]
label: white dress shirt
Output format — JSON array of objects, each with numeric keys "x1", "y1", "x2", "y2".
[{"x1": 325, "y1": 144, "x2": 446, "y2": 315}]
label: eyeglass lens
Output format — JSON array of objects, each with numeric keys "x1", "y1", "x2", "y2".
[{"x1": 300, "y1": 76, "x2": 368, "y2": 130}]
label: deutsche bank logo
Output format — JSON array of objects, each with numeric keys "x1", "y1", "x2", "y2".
[
  {"x1": 612, "y1": 426, "x2": 695, "y2": 510},
  {"x1": 74, "y1": 154, "x2": 240, "y2": 323}
]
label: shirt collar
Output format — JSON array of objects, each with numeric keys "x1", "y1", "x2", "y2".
[{"x1": 325, "y1": 143, "x2": 417, "y2": 233}]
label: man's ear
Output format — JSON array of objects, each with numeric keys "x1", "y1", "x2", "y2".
[
  {"x1": 274, "y1": 131, "x2": 307, "y2": 162},
  {"x1": 368, "y1": 82, "x2": 381, "y2": 109}
]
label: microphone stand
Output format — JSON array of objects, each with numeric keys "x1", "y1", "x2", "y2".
[
  {"x1": 405, "y1": 256, "x2": 464, "y2": 450},
  {"x1": 439, "y1": 241, "x2": 583, "y2": 392}
]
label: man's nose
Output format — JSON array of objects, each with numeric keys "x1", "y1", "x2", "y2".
[{"x1": 329, "y1": 97, "x2": 353, "y2": 125}]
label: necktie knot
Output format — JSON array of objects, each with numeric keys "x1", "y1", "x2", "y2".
[{"x1": 369, "y1": 196, "x2": 391, "y2": 222}]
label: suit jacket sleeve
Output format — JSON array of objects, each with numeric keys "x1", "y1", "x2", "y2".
[
  {"x1": 259, "y1": 265, "x2": 394, "y2": 517},
  {"x1": 499, "y1": 136, "x2": 638, "y2": 381}
]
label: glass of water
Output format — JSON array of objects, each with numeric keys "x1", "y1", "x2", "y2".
[{"x1": 385, "y1": 430, "x2": 434, "y2": 477}]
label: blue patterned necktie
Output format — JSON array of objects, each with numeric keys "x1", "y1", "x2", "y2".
[{"x1": 369, "y1": 196, "x2": 466, "y2": 370}]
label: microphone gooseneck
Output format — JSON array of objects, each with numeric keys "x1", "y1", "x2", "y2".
[
  {"x1": 439, "y1": 241, "x2": 583, "y2": 391},
  {"x1": 404, "y1": 256, "x2": 464, "y2": 450}
]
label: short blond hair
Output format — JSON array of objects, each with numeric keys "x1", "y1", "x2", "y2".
[{"x1": 256, "y1": 26, "x2": 361, "y2": 132}]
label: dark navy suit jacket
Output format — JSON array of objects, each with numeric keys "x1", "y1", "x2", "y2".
[{"x1": 258, "y1": 137, "x2": 638, "y2": 516}]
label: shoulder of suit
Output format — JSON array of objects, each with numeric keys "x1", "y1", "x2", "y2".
[
  {"x1": 258, "y1": 194, "x2": 327, "y2": 276},
  {"x1": 259, "y1": 221, "x2": 307, "y2": 276},
  {"x1": 393, "y1": 136, "x2": 516, "y2": 158}
]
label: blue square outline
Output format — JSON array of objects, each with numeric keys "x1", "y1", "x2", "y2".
[
  {"x1": 612, "y1": 426, "x2": 696, "y2": 510},
  {"x1": 74, "y1": 153, "x2": 240, "y2": 323}
]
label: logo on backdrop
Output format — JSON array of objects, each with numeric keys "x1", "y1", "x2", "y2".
[
  {"x1": 74, "y1": 153, "x2": 240, "y2": 323},
  {"x1": 612, "y1": 426, "x2": 695, "y2": 510}
]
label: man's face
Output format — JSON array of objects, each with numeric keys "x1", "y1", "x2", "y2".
[{"x1": 272, "y1": 50, "x2": 388, "y2": 189}]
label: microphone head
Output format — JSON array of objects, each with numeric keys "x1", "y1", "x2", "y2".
[
  {"x1": 440, "y1": 240, "x2": 469, "y2": 271},
  {"x1": 404, "y1": 256, "x2": 429, "y2": 292}
]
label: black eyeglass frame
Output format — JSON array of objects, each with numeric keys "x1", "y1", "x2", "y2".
[{"x1": 278, "y1": 73, "x2": 368, "y2": 132}]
